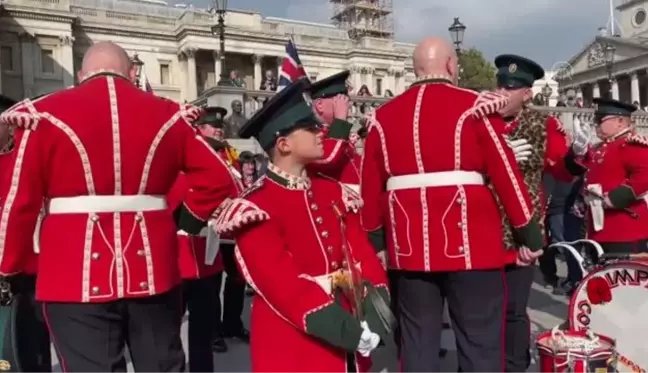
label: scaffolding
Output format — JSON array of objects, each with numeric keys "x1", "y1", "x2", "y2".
[{"x1": 330, "y1": 0, "x2": 393, "y2": 39}]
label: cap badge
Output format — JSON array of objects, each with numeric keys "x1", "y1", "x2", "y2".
[{"x1": 508, "y1": 63, "x2": 517, "y2": 73}]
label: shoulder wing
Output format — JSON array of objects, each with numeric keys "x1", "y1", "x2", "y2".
[
  {"x1": 213, "y1": 178, "x2": 269, "y2": 235},
  {"x1": 471, "y1": 91, "x2": 509, "y2": 119},
  {"x1": 627, "y1": 134, "x2": 648, "y2": 147},
  {"x1": 0, "y1": 98, "x2": 41, "y2": 130}
]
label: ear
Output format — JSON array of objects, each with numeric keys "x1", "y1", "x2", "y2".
[
  {"x1": 523, "y1": 88, "x2": 533, "y2": 102},
  {"x1": 275, "y1": 136, "x2": 291, "y2": 154},
  {"x1": 77, "y1": 71, "x2": 85, "y2": 83},
  {"x1": 129, "y1": 65, "x2": 138, "y2": 83},
  {"x1": 446, "y1": 56, "x2": 457, "y2": 80},
  {"x1": 314, "y1": 99, "x2": 324, "y2": 114}
]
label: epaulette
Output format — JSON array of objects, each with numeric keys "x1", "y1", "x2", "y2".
[
  {"x1": 0, "y1": 98, "x2": 41, "y2": 130},
  {"x1": 471, "y1": 91, "x2": 509, "y2": 119},
  {"x1": 213, "y1": 194, "x2": 270, "y2": 235},
  {"x1": 626, "y1": 134, "x2": 648, "y2": 146}
]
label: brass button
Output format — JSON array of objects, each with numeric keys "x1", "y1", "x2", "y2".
[
  {"x1": 321, "y1": 231, "x2": 329, "y2": 238},
  {"x1": 310, "y1": 203, "x2": 318, "y2": 211},
  {"x1": 135, "y1": 214, "x2": 143, "y2": 222},
  {"x1": 342, "y1": 260, "x2": 347, "y2": 268},
  {"x1": 457, "y1": 222, "x2": 462, "y2": 228},
  {"x1": 316, "y1": 217, "x2": 323, "y2": 224},
  {"x1": 91, "y1": 215, "x2": 99, "y2": 222},
  {"x1": 458, "y1": 246, "x2": 464, "y2": 252},
  {"x1": 139, "y1": 282, "x2": 148, "y2": 289},
  {"x1": 307, "y1": 190, "x2": 313, "y2": 198},
  {"x1": 91, "y1": 252, "x2": 100, "y2": 260},
  {"x1": 91, "y1": 286, "x2": 100, "y2": 294},
  {"x1": 137, "y1": 250, "x2": 145, "y2": 256},
  {"x1": 455, "y1": 198, "x2": 463, "y2": 204},
  {"x1": 331, "y1": 261, "x2": 339, "y2": 269},
  {"x1": 327, "y1": 246, "x2": 333, "y2": 253}
]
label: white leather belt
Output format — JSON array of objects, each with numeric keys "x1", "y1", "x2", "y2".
[
  {"x1": 343, "y1": 183, "x2": 360, "y2": 193},
  {"x1": 177, "y1": 229, "x2": 235, "y2": 244},
  {"x1": 48, "y1": 195, "x2": 167, "y2": 214},
  {"x1": 386, "y1": 171, "x2": 485, "y2": 191}
]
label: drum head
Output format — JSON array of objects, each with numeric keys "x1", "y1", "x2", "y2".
[{"x1": 569, "y1": 261, "x2": 648, "y2": 372}]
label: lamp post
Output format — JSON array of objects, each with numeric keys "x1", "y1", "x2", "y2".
[
  {"x1": 541, "y1": 83, "x2": 553, "y2": 107},
  {"x1": 448, "y1": 17, "x2": 466, "y2": 55},
  {"x1": 212, "y1": 0, "x2": 230, "y2": 86},
  {"x1": 604, "y1": 42, "x2": 616, "y2": 89},
  {"x1": 132, "y1": 53, "x2": 144, "y2": 88}
]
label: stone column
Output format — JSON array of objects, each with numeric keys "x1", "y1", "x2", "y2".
[
  {"x1": 184, "y1": 48, "x2": 198, "y2": 101},
  {"x1": 631, "y1": 72, "x2": 640, "y2": 104},
  {"x1": 611, "y1": 78, "x2": 619, "y2": 100},
  {"x1": 19, "y1": 33, "x2": 35, "y2": 97},
  {"x1": 350, "y1": 66, "x2": 362, "y2": 94},
  {"x1": 592, "y1": 82, "x2": 601, "y2": 98},
  {"x1": 253, "y1": 54, "x2": 263, "y2": 90},
  {"x1": 213, "y1": 50, "x2": 221, "y2": 85},
  {"x1": 59, "y1": 35, "x2": 75, "y2": 88}
]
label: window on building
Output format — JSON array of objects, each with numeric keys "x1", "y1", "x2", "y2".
[
  {"x1": 1, "y1": 46, "x2": 13, "y2": 72},
  {"x1": 41, "y1": 49, "x2": 54, "y2": 74},
  {"x1": 160, "y1": 63, "x2": 170, "y2": 85},
  {"x1": 376, "y1": 78, "x2": 383, "y2": 96}
]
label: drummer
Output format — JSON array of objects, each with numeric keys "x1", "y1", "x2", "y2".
[{"x1": 565, "y1": 98, "x2": 648, "y2": 253}]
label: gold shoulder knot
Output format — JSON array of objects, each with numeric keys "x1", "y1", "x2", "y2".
[
  {"x1": 180, "y1": 104, "x2": 204, "y2": 125},
  {"x1": 0, "y1": 99, "x2": 40, "y2": 130},
  {"x1": 213, "y1": 197, "x2": 270, "y2": 235},
  {"x1": 627, "y1": 134, "x2": 648, "y2": 146},
  {"x1": 341, "y1": 184, "x2": 363, "y2": 213},
  {"x1": 471, "y1": 91, "x2": 509, "y2": 119}
]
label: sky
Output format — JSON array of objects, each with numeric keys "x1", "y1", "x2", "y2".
[{"x1": 190, "y1": 0, "x2": 618, "y2": 69}]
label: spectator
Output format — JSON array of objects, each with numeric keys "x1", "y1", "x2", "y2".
[
  {"x1": 384, "y1": 89, "x2": 394, "y2": 97},
  {"x1": 229, "y1": 70, "x2": 246, "y2": 88},
  {"x1": 575, "y1": 97, "x2": 584, "y2": 108},
  {"x1": 556, "y1": 100, "x2": 567, "y2": 107},
  {"x1": 532, "y1": 93, "x2": 545, "y2": 106},
  {"x1": 260, "y1": 69, "x2": 277, "y2": 91},
  {"x1": 357, "y1": 84, "x2": 372, "y2": 96}
]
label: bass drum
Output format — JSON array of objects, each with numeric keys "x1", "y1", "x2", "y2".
[{"x1": 569, "y1": 260, "x2": 648, "y2": 373}]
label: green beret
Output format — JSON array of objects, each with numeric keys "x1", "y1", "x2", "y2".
[
  {"x1": 309, "y1": 70, "x2": 350, "y2": 100},
  {"x1": 495, "y1": 54, "x2": 544, "y2": 89},
  {"x1": 0, "y1": 95, "x2": 16, "y2": 114},
  {"x1": 196, "y1": 106, "x2": 228, "y2": 128},
  {"x1": 239, "y1": 77, "x2": 321, "y2": 150},
  {"x1": 593, "y1": 98, "x2": 637, "y2": 122}
]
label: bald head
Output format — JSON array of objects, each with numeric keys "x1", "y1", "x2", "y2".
[
  {"x1": 413, "y1": 37, "x2": 458, "y2": 83},
  {"x1": 78, "y1": 42, "x2": 137, "y2": 83}
]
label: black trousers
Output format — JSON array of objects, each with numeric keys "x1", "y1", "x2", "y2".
[
  {"x1": 600, "y1": 239, "x2": 648, "y2": 254},
  {"x1": 220, "y1": 243, "x2": 245, "y2": 333},
  {"x1": 503, "y1": 264, "x2": 535, "y2": 372},
  {"x1": 182, "y1": 274, "x2": 222, "y2": 372},
  {"x1": 10, "y1": 274, "x2": 51, "y2": 372},
  {"x1": 43, "y1": 287, "x2": 185, "y2": 372},
  {"x1": 387, "y1": 270, "x2": 402, "y2": 356},
  {"x1": 398, "y1": 269, "x2": 505, "y2": 372}
]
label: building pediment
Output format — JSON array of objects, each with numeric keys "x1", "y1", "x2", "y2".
[{"x1": 557, "y1": 36, "x2": 648, "y2": 80}]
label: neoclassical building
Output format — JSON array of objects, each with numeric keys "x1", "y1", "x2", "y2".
[
  {"x1": 556, "y1": 0, "x2": 648, "y2": 107},
  {"x1": 0, "y1": 0, "x2": 416, "y2": 103}
]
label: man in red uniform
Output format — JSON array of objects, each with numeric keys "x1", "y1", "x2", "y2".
[
  {"x1": 360, "y1": 37, "x2": 544, "y2": 372},
  {"x1": 214, "y1": 77, "x2": 391, "y2": 372},
  {"x1": 490, "y1": 54, "x2": 573, "y2": 372},
  {"x1": 565, "y1": 98, "x2": 648, "y2": 253},
  {"x1": 309, "y1": 71, "x2": 362, "y2": 192},
  {"x1": 0, "y1": 95, "x2": 51, "y2": 372},
  {"x1": 0, "y1": 42, "x2": 237, "y2": 371}
]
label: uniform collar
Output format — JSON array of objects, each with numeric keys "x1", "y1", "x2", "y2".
[
  {"x1": 79, "y1": 69, "x2": 131, "y2": 84},
  {"x1": 411, "y1": 74, "x2": 454, "y2": 87},
  {"x1": 266, "y1": 163, "x2": 311, "y2": 190}
]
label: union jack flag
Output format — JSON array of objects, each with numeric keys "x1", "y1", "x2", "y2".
[{"x1": 277, "y1": 37, "x2": 307, "y2": 92}]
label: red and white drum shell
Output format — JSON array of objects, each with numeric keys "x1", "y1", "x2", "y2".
[
  {"x1": 569, "y1": 260, "x2": 648, "y2": 372},
  {"x1": 536, "y1": 330, "x2": 616, "y2": 373}
]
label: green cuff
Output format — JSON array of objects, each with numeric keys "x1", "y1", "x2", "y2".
[
  {"x1": 327, "y1": 119, "x2": 353, "y2": 139},
  {"x1": 174, "y1": 204, "x2": 206, "y2": 235},
  {"x1": 608, "y1": 185, "x2": 636, "y2": 210},
  {"x1": 368, "y1": 228, "x2": 386, "y2": 254},
  {"x1": 305, "y1": 302, "x2": 362, "y2": 352},
  {"x1": 513, "y1": 217, "x2": 544, "y2": 252},
  {"x1": 362, "y1": 286, "x2": 391, "y2": 340}
]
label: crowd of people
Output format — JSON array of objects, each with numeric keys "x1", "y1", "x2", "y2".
[{"x1": 0, "y1": 30, "x2": 645, "y2": 373}]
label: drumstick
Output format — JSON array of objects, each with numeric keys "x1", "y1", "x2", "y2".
[
  {"x1": 601, "y1": 252, "x2": 648, "y2": 261},
  {"x1": 582, "y1": 189, "x2": 639, "y2": 219}
]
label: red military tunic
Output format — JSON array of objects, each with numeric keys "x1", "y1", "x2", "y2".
[
  {"x1": 311, "y1": 119, "x2": 361, "y2": 190},
  {"x1": 566, "y1": 131, "x2": 648, "y2": 243},
  {"x1": 0, "y1": 134, "x2": 38, "y2": 275},
  {"x1": 361, "y1": 79, "x2": 542, "y2": 272},
  {"x1": 0, "y1": 71, "x2": 237, "y2": 303},
  {"x1": 214, "y1": 163, "x2": 388, "y2": 372}
]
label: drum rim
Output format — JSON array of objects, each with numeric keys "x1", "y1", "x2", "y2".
[{"x1": 536, "y1": 329, "x2": 616, "y2": 355}]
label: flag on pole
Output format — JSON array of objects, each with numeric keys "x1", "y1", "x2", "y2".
[{"x1": 277, "y1": 37, "x2": 307, "y2": 92}]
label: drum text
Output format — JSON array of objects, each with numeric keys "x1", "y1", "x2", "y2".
[{"x1": 604, "y1": 268, "x2": 648, "y2": 289}]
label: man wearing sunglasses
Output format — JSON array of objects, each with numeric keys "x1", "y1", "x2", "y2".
[
  {"x1": 566, "y1": 99, "x2": 648, "y2": 254},
  {"x1": 491, "y1": 54, "x2": 574, "y2": 372}
]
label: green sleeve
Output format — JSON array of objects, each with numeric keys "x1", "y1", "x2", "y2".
[
  {"x1": 367, "y1": 228, "x2": 386, "y2": 254},
  {"x1": 327, "y1": 119, "x2": 353, "y2": 140},
  {"x1": 608, "y1": 185, "x2": 636, "y2": 210},
  {"x1": 512, "y1": 216, "x2": 544, "y2": 252},
  {"x1": 305, "y1": 302, "x2": 362, "y2": 352}
]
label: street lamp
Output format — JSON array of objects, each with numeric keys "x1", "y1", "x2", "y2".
[
  {"x1": 541, "y1": 83, "x2": 553, "y2": 106},
  {"x1": 212, "y1": 0, "x2": 230, "y2": 86},
  {"x1": 448, "y1": 17, "x2": 466, "y2": 55},
  {"x1": 604, "y1": 42, "x2": 615, "y2": 84},
  {"x1": 132, "y1": 53, "x2": 144, "y2": 88}
]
